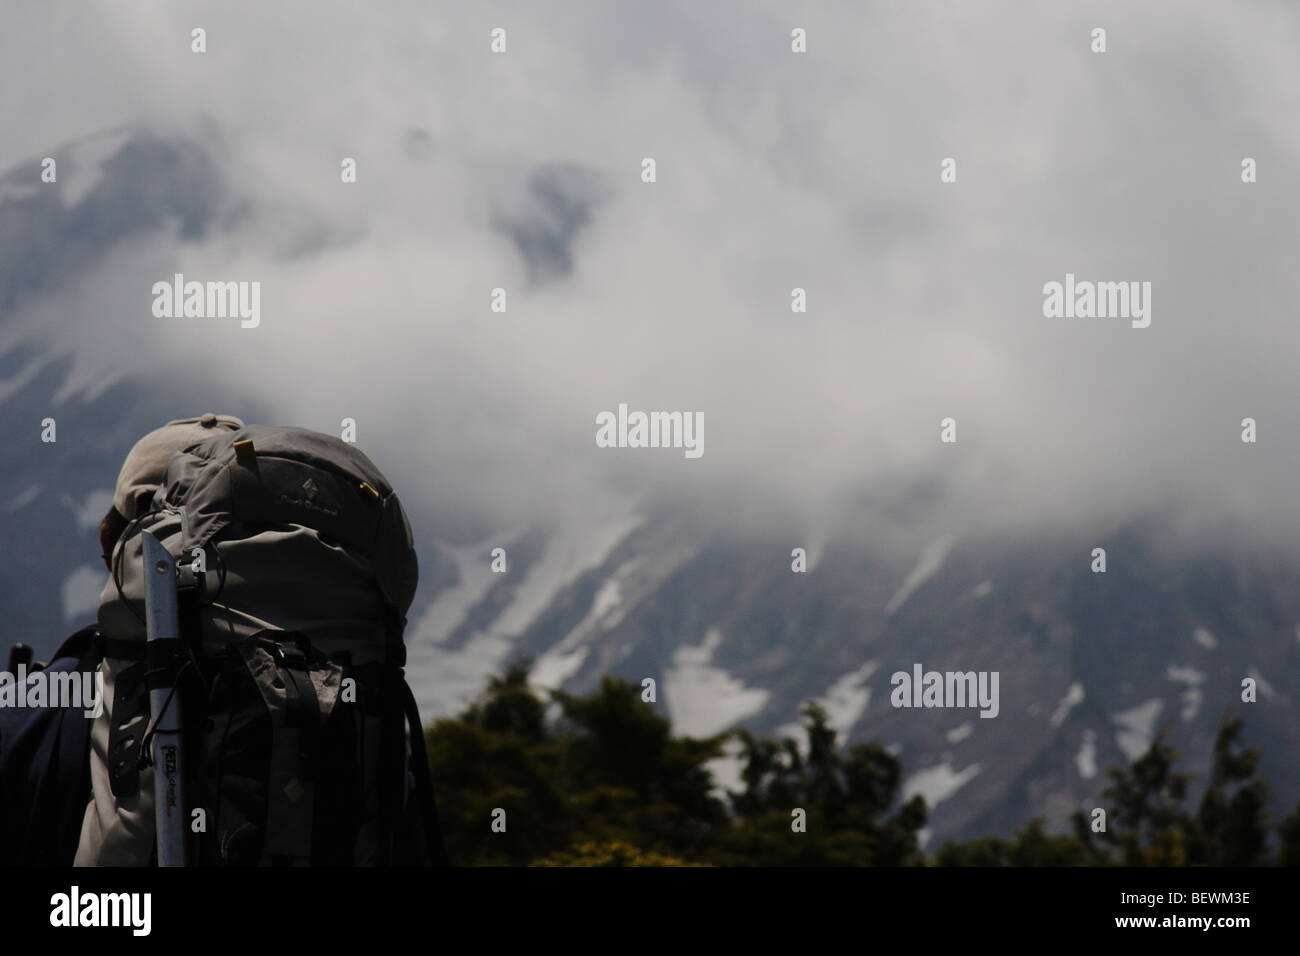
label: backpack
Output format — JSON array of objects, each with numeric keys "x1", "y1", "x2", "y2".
[
  {"x1": 0, "y1": 630, "x2": 99, "y2": 866},
  {"x1": 80, "y1": 424, "x2": 446, "y2": 866}
]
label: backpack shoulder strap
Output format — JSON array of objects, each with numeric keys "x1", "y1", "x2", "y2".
[
  {"x1": 52, "y1": 624, "x2": 102, "y2": 668},
  {"x1": 0, "y1": 625, "x2": 101, "y2": 865}
]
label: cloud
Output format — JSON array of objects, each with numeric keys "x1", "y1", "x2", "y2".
[{"x1": 3, "y1": 0, "x2": 1300, "y2": 551}]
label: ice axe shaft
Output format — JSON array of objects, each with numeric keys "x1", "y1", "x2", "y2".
[{"x1": 142, "y1": 530, "x2": 188, "y2": 867}]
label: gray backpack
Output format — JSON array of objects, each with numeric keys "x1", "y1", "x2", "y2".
[{"x1": 78, "y1": 425, "x2": 445, "y2": 865}]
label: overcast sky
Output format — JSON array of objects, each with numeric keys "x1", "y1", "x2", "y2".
[{"x1": 3, "y1": 0, "x2": 1299, "y2": 553}]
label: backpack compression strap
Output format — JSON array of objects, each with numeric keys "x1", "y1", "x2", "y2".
[{"x1": 400, "y1": 679, "x2": 449, "y2": 865}]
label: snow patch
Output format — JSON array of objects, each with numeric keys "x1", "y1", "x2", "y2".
[
  {"x1": 405, "y1": 515, "x2": 644, "y2": 718},
  {"x1": 1166, "y1": 665, "x2": 1205, "y2": 722},
  {"x1": 664, "y1": 628, "x2": 770, "y2": 737},
  {"x1": 1192, "y1": 627, "x2": 1218, "y2": 650},
  {"x1": 1247, "y1": 668, "x2": 1289, "y2": 705},
  {"x1": 774, "y1": 721, "x2": 805, "y2": 751},
  {"x1": 903, "y1": 760, "x2": 982, "y2": 809},
  {"x1": 968, "y1": 580, "x2": 993, "y2": 600},
  {"x1": 1075, "y1": 730, "x2": 1097, "y2": 779},
  {"x1": 886, "y1": 536, "x2": 955, "y2": 614},
  {"x1": 493, "y1": 513, "x2": 643, "y2": 638},
  {"x1": 530, "y1": 646, "x2": 589, "y2": 690},
  {"x1": 587, "y1": 576, "x2": 625, "y2": 630},
  {"x1": 705, "y1": 736, "x2": 748, "y2": 801},
  {"x1": 410, "y1": 535, "x2": 511, "y2": 646},
  {"x1": 405, "y1": 630, "x2": 518, "y2": 720},
  {"x1": 946, "y1": 722, "x2": 972, "y2": 744},
  {"x1": 1050, "y1": 683, "x2": 1085, "y2": 727},
  {"x1": 1111, "y1": 699, "x2": 1164, "y2": 761},
  {"x1": 818, "y1": 661, "x2": 877, "y2": 740},
  {"x1": 529, "y1": 558, "x2": 640, "y2": 692},
  {"x1": 1166, "y1": 665, "x2": 1206, "y2": 684},
  {"x1": 770, "y1": 661, "x2": 878, "y2": 751}
]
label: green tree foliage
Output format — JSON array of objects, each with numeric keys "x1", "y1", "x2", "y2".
[
  {"x1": 428, "y1": 665, "x2": 1295, "y2": 866},
  {"x1": 937, "y1": 710, "x2": 1289, "y2": 866},
  {"x1": 1091, "y1": 729, "x2": 1194, "y2": 865},
  {"x1": 1277, "y1": 803, "x2": 1300, "y2": 867},
  {"x1": 934, "y1": 819, "x2": 1094, "y2": 866},
  {"x1": 424, "y1": 662, "x2": 571, "y2": 865},
  {"x1": 1190, "y1": 713, "x2": 1271, "y2": 866},
  {"x1": 426, "y1": 661, "x2": 922, "y2": 865},
  {"x1": 533, "y1": 839, "x2": 703, "y2": 867},
  {"x1": 1073, "y1": 711, "x2": 1273, "y2": 866},
  {"x1": 713, "y1": 702, "x2": 926, "y2": 865}
]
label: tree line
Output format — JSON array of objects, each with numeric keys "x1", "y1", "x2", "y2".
[{"x1": 424, "y1": 661, "x2": 1300, "y2": 866}]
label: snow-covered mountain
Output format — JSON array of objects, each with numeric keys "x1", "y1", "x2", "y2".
[
  {"x1": 406, "y1": 507, "x2": 1300, "y2": 846},
  {"x1": 3, "y1": 126, "x2": 1296, "y2": 849}
]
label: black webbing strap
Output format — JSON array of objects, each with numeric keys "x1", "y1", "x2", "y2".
[
  {"x1": 376, "y1": 666, "x2": 404, "y2": 860},
  {"x1": 276, "y1": 646, "x2": 322, "y2": 785},
  {"x1": 107, "y1": 663, "x2": 147, "y2": 798},
  {"x1": 400, "y1": 679, "x2": 449, "y2": 866},
  {"x1": 94, "y1": 634, "x2": 145, "y2": 662},
  {"x1": 384, "y1": 606, "x2": 407, "y2": 668}
]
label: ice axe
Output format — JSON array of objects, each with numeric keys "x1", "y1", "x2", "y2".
[{"x1": 141, "y1": 530, "x2": 189, "y2": 867}]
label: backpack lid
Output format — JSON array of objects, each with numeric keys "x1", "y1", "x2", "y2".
[
  {"x1": 154, "y1": 424, "x2": 419, "y2": 620},
  {"x1": 112, "y1": 413, "x2": 245, "y2": 520}
]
